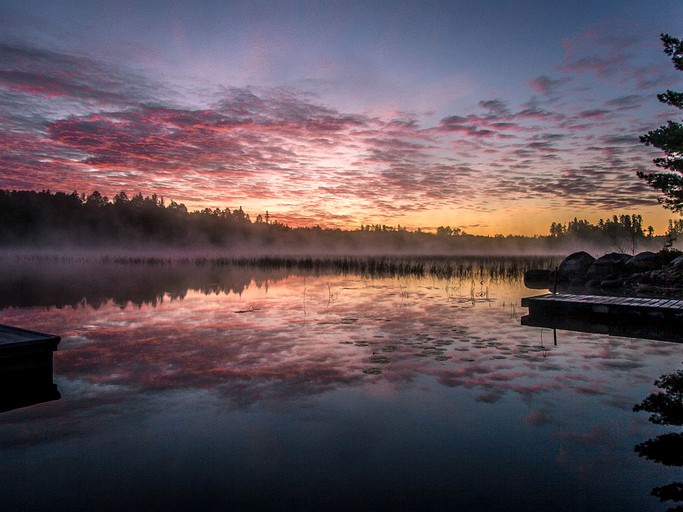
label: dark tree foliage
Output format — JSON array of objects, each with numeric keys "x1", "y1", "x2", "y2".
[
  {"x1": 652, "y1": 482, "x2": 683, "y2": 510},
  {"x1": 639, "y1": 34, "x2": 683, "y2": 212},
  {"x1": 633, "y1": 369, "x2": 683, "y2": 425},
  {"x1": 0, "y1": 189, "x2": 264, "y2": 246},
  {"x1": 547, "y1": 214, "x2": 653, "y2": 253},
  {"x1": 634, "y1": 365, "x2": 683, "y2": 510},
  {"x1": 634, "y1": 433, "x2": 683, "y2": 466}
]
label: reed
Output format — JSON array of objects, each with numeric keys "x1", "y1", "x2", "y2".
[{"x1": 6, "y1": 252, "x2": 559, "y2": 281}]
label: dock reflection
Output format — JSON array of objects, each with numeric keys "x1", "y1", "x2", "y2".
[{"x1": 521, "y1": 312, "x2": 683, "y2": 343}]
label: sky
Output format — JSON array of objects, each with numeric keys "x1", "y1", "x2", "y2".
[{"x1": 0, "y1": 0, "x2": 682, "y2": 236}]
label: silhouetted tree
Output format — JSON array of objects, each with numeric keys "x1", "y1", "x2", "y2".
[
  {"x1": 436, "y1": 226, "x2": 462, "y2": 237},
  {"x1": 546, "y1": 214, "x2": 653, "y2": 252},
  {"x1": 638, "y1": 34, "x2": 683, "y2": 212},
  {"x1": 549, "y1": 222, "x2": 566, "y2": 237},
  {"x1": 567, "y1": 217, "x2": 598, "y2": 238},
  {"x1": 86, "y1": 191, "x2": 108, "y2": 208},
  {"x1": 602, "y1": 214, "x2": 644, "y2": 254},
  {"x1": 114, "y1": 191, "x2": 129, "y2": 204}
]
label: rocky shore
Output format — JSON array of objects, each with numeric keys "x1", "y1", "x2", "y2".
[{"x1": 525, "y1": 250, "x2": 683, "y2": 297}]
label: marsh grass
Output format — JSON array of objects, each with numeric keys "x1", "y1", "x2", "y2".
[
  {"x1": 3, "y1": 252, "x2": 561, "y2": 310},
  {"x1": 66, "y1": 254, "x2": 559, "y2": 281}
]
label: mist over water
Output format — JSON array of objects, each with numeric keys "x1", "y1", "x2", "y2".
[
  {"x1": 0, "y1": 255, "x2": 681, "y2": 511},
  {"x1": 0, "y1": 252, "x2": 558, "y2": 308}
]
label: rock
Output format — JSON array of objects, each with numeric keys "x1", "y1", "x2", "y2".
[
  {"x1": 600, "y1": 278, "x2": 624, "y2": 289},
  {"x1": 528, "y1": 250, "x2": 683, "y2": 295},
  {"x1": 647, "y1": 267, "x2": 683, "y2": 287},
  {"x1": 523, "y1": 269, "x2": 552, "y2": 289},
  {"x1": 557, "y1": 251, "x2": 595, "y2": 282},
  {"x1": 636, "y1": 283, "x2": 659, "y2": 294},
  {"x1": 586, "y1": 279, "x2": 602, "y2": 289},
  {"x1": 624, "y1": 251, "x2": 664, "y2": 272},
  {"x1": 586, "y1": 252, "x2": 630, "y2": 281},
  {"x1": 568, "y1": 279, "x2": 587, "y2": 291}
]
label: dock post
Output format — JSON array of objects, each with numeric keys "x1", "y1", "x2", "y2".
[{"x1": 553, "y1": 267, "x2": 558, "y2": 295}]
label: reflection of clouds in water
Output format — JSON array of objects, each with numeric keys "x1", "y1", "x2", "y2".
[
  {"x1": 556, "y1": 425, "x2": 620, "y2": 449},
  {"x1": 554, "y1": 424, "x2": 627, "y2": 479},
  {"x1": 1, "y1": 378, "x2": 133, "y2": 448},
  {"x1": 1, "y1": 273, "x2": 682, "y2": 450},
  {"x1": 524, "y1": 409, "x2": 554, "y2": 427},
  {"x1": 4, "y1": 276, "x2": 682, "y2": 396}
]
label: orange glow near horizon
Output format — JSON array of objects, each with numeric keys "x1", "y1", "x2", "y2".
[{"x1": 173, "y1": 195, "x2": 676, "y2": 237}]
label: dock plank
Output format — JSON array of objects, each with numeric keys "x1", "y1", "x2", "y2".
[
  {"x1": 523, "y1": 293, "x2": 683, "y2": 315},
  {"x1": 0, "y1": 324, "x2": 60, "y2": 351}
]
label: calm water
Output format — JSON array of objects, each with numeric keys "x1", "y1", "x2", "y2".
[{"x1": 0, "y1": 258, "x2": 681, "y2": 511}]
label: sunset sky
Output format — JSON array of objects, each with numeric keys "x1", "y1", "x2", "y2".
[{"x1": 1, "y1": 1, "x2": 682, "y2": 235}]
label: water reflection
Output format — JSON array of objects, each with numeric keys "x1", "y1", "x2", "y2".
[
  {"x1": 634, "y1": 366, "x2": 683, "y2": 511},
  {"x1": 0, "y1": 325, "x2": 61, "y2": 413},
  {"x1": 0, "y1": 255, "x2": 543, "y2": 309},
  {"x1": 522, "y1": 312, "x2": 683, "y2": 343},
  {"x1": 0, "y1": 346, "x2": 61, "y2": 413},
  {"x1": 0, "y1": 258, "x2": 281, "y2": 308},
  {"x1": 0, "y1": 259, "x2": 681, "y2": 511}
]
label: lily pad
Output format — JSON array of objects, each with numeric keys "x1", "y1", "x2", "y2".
[{"x1": 369, "y1": 355, "x2": 391, "y2": 364}]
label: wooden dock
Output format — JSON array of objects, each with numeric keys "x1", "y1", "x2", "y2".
[
  {"x1": 0, "y1": 324, "x2": 61, "y2": 351},
  {"x1": 0, "y1": 324, "x2": 61, "y2": 413},
  {"x1": 521, "y1": 293, "x2": 683, "y2": 343},
  {"x1": 522, "y1": 293, "x2": 683, "y2": 318}
]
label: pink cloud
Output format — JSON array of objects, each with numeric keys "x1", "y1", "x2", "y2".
[{"x1": 0, "y1": 39, "x2": 676, "y2": 232}]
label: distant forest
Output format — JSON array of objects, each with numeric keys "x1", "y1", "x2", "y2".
[{"x1": 1, "y1": 189, "x2": 681, "y2": 255}]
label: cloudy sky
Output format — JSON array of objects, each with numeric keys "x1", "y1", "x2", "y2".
[{"x1": 1, "y1": 0, "x2": 682, "y2": 235}]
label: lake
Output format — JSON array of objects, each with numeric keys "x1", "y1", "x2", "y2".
[{"x1": 0, "y1": 255, "x2": 681, "y2": 511}]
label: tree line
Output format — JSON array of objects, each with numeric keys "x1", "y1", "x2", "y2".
[
  {"x1": 0, "y1": 189, "x2": 288, "y2": 246},
  {"x1": 0, "y1": 188, "x2": 679, "y2": 254},
  {"x1": 549, "y1": 215, "x2": 683, "y2": 254}
]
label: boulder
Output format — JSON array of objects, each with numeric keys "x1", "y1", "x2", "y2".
[
  {"x1": 523, "y1": 269, "x2": 552, "y2": 289},
  {"x1": 568, "y1": 279, "x2": 588, "y2": 292},
  {"x1": 557, "y1": 251, "x2": 595, "y2": 282},
  {"x1": 624, "y1": 251, "x2": 664, "y2": 273},
  {"x1": 586, "y1": 279, "x2": 602, "y2": 289},
  {"x1": 645, "y1": 267, "x2": 683, "y2": 288},
  {"x1": 671, "y1": 255, "x2": 683, "y2": 269},
  {"x1": 586, "y1": 252, "x2": 630, "y2": 281},
  {"x1": 600, "y1": 278, "x2": 624, "y2": 290}
]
